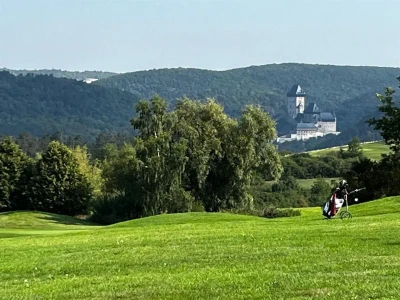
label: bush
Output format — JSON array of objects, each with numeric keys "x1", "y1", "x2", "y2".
[
  {"x1": 261, "y1": 206, "x2": 301, "y2": 218},
  {"x1": 89, "y1": 194, "x2": 137, "y2": 225}
]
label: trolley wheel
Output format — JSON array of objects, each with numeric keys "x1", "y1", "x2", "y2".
[{"x1": 340, "y1": 211, "x2": 352, "y2": 219}]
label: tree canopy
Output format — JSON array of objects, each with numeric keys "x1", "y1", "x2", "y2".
[{"x1": 368, "y1": 77, "x2": 400, "y2": 153}]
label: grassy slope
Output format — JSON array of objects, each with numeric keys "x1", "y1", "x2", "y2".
[
  {"x1": 264, "y1": 177, "x2": 339, "y2": 190},
  {"x1": 1, "y1": 198, "x2": 400, "y2": 299},
  {"x1": 309, "y1": 141, "x2": 390, "y2": 161},
  {"x1": 0, "y1": 211, "x2": 100, "y2": 238}
]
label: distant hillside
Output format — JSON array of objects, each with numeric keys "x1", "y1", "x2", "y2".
[
  {"x1": 0, "y1": 71, "x2": 139, "y2": 140},
  {"x1": 95, "y1": 63, "x2": 400, "y2": 127},
  {"x1": 1, "y1": 63, "x2": 399, "y2": 144},
  {"x1": 1, "y1": 68, "x2": 117, "y2": 81}
]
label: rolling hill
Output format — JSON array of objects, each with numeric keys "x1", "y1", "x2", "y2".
[
  {"x1": 308, "y1": 141, "x2": 390, "y2": 161},
  {"x1": 1, "y1": 63, "x2": 399, "y2": 143},
  {"x1": 1, "y1": 197, "x2": 400, "y2": 299},
  {"x1": 1, "y1": 68, "x2": 117, "y2": 81},
  {"x1": 0, "y1": 71, "x2": 139, "y2": 140},
  {"x1": 95, "y1": 63, "x2": 400, "y2": 126}
]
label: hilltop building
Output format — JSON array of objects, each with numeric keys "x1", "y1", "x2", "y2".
[
  {"x1": 287, "y1": 84, "x2": 306, "y2": 119},
  {"x1": 277, "y1": 84, "x2": 340, "y2": 143},
  {"x1": 83, "y1": 78, "x2": 98, "y2": 84}
]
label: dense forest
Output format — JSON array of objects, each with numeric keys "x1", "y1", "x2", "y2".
[
  {"x1": 0, "y1": 71, "x2": 139, "y2": 140},
  {"x1": 1, "y1": 68, "x2": 116, "y2": 81},
  {"x1": 1, "y1": 64, "x2": 399, "y2": 149},
  {"x1": 2, "y1": 88, "x2": 399, "y2": 223},
  {"x1": 96, "y1": 63, "x2": 400, "y2": 129}
]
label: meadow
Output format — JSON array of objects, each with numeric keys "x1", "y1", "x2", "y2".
[
  {"x1": 308, "y1": 141, "x2": 390, "y2": 161},
  {"x1": 1, "y1": 197, "x2": 400, "y2": 299}
]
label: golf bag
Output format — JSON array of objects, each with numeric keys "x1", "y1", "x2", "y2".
[
  {"x1": 322, "y1": 192, "x2": 345, "y2": 218},
  {"x1": 322, "y1": 188, "x2": 365, "y2": 219}
]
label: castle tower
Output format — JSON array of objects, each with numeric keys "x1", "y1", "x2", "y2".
[{"x1": 287, "y1": 84, "x2": 306, "y2": 119}]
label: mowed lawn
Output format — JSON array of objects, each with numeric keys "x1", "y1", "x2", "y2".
[
  {"x1": 309, "y1": 141, "x2": 390, "y2": 161},
  {"x1": 2, "y1": 198, "x2": 400, "y2": 299}
]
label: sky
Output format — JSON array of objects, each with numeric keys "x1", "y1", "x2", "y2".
[{"x1": 0, "y1": 0, "x2": 399, "y2": 73}]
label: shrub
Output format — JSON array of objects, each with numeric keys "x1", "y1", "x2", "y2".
[
  {"x1": 89, "y1": 194, "x2": 137, "y2": 225},
  {"x1": 261, "y1": 206, "x2": 301, "y2": 218}
]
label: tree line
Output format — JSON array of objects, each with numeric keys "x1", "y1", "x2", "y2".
[
  {"x1": 1, "y1": 77, "x2": 399, "y2": 223},
  {"x1": 0, "y1": 97, "x2": 283, "y2": 223}
]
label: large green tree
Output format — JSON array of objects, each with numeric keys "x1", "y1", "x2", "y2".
[
  {"x1": 0, "y1": 138, "x2": 30, "y2": 210},
  {"x1": 26, "y1": 141, "x2": 93, "y2": 215},
  {"x1": 100, "y1": 96, "x2": 282, "y2": 219},
  {"x1": 368, "y1": 77, "x2": 400, "y2": 153},
  {"x1": 309, "y1": 178, "x2": 332, "y2": 206}
]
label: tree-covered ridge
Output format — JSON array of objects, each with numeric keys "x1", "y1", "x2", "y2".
[
  {"x1": 95, "y1": 63, "x2": 400, "y2": 121},
  {"x1": 0, "y1": 71, "x2": 139, "y2": 140},
  {"x1": 1, "y1": 68, "x2": 117, "y2": 81}
]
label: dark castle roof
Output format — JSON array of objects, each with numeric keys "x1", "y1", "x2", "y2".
[
  {"x1": 320, "y1": 112, "x2": 336, "y2": 122},
  {"x1": 287, "y1": 84, "x2": 306, "y2": 97},
  {"x1": 304, "y1": 102, "x2": 320, "y2": 114},
  {"x1": 297, "y1": 123, "x2": 318, "y2": 130}
]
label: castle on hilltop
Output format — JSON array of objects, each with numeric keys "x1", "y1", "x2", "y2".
[{"x1": 277, "y1": 84, "x2": 340, "y2": 143}]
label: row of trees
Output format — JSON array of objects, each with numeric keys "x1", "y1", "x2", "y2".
[
  {"x1": 1, "y1": 75, "x2": 399, "y2": 222},
  {"x1": 0, "y1": 96, "x2": 283, "y2": 222},
  {"x1": 345, "y1": 78, "x2": 400, "y2": 201},
  {"x1": 0, "y1": 139, "x2": 93, "y2": 215}
]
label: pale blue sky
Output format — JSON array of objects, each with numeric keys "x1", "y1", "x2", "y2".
[{"x1": 0, "y1": 0, "x2": 399, "y2": 72}]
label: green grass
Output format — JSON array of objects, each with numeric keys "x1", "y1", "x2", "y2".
[
  {"x1": 309, "y1": 141, "x2": 390, "y2": 160},
  {"x1": 1, "y1": 198, "x2": 400, "y2": 299},
  {"x1": 265, "y1": 177, "x2": 339, "y2": 190},
  {"x1": 297, "y1": 177, "x2": 339, "y2": 189}
]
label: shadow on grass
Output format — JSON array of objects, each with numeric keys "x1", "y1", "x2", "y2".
[
  {"x1": 37, "y1": 213, "x2": 99, "y2": 227},
  {"x1": 0, "y1": 233, "x2": 25, "y2": 239},
  {"x1": 386, "y1": 241, "x2": 400, "y2": 246}
]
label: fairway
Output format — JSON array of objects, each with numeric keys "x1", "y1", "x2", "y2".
[
  {"x1": 1, "y1": 198, "x2": 400, "y2": 299},
  {"x1": 309, "y1": 141, "x2": 390, "y2": 161}
]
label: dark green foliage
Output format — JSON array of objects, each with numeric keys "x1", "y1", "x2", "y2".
[
  {"x1": 344, "y1": 78, "x2": 400, "y2": 203},
  {"x1": 96, "y1": 63, "x2": 400, "y2": 118},
  {"x1": 281, "y1": 153, "x2": 354, "y2": 179},
  {"x1": 0, "y1": 71, "x2": 139, "y2": 140},
  {"x1": 2, "y1": 64, "x2": 398, "y2": 152},
  {"x1": 261, "y1": 206, "x2": 301, "y2": 218},
  {"x1": 0, "y1": 138, "x2": 30, "y2": 210},
  {"x1": 97, "y1": 96, "x2": 281, "y2": 222},
  {"x1": 338, "y1": 137, "x2": 364, "y2": 159},
  {"x1": 346, "y1": 153, "x2": 400, "y2": 203},
  {"x1": 368, "y1": 77, "x2": 400, "y2": 153},
  {"x1": 90, "y1": 194, "x2": 137, "y2": 225},
  {"x1": 271, "y1": 175, "x2": 299, "y2": 192},
  {"x1": 23, "y1": 141, "x2": 93, "y2": 215},
  {"x1": 309, "y1": 178, "x2": 332, "y2": 206},
  {"x1": 252, "y1": 179, "x2": 309, "y2": 209}
]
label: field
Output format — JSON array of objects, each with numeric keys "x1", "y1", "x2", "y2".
[
  {"x1": 265, "y1": 177, "x2": 339, "y2": 190},
  {"x1": 308, "y1": 141, "x2": 390, "y2": 161},
  {"x1": 1, "y1": 198, "x2": 400, "y2": 299}
]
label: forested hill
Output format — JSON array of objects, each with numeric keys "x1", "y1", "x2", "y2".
[
  {"x1": 1, "y1": 68, "x2": 117, "y2": 81},
  {"x1": 95, "y1": 63, "x2": 400, "y2": 119},
  {"x1": 0, "y1": 71, "x2": 139, "y2": 140}
]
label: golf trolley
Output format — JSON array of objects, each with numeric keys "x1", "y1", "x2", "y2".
[{"x1": 322, "y1": 188, "x2": 366, "y2": 220}]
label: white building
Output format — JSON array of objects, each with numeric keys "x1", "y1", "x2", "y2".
[
  {"x1": 83, "y1": 78, "x2": 99, "y2": 84},
  {"x1": 277, "y1": 85, "x2": 340, "y2": 143}
]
